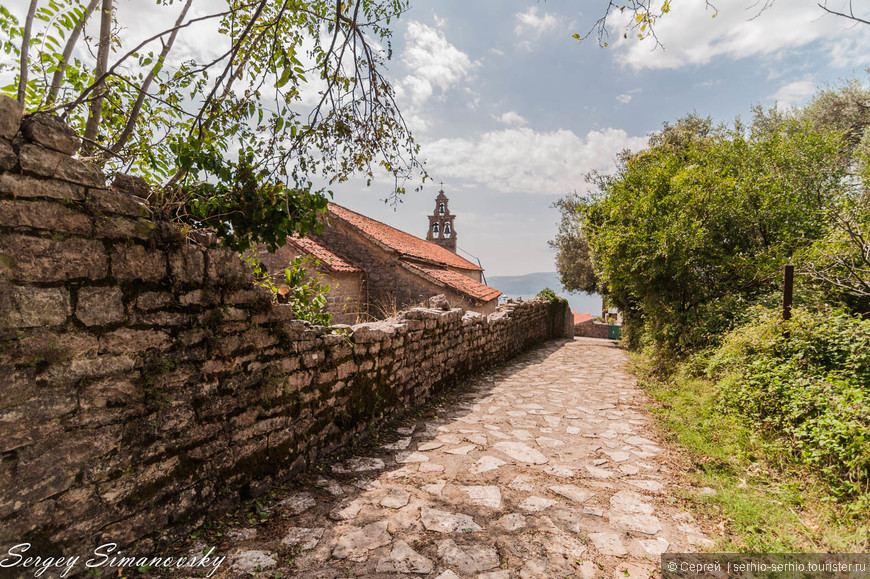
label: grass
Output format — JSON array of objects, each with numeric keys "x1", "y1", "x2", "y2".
[{"x1": 630, "y1": 353, "x2": 870, "y2": 552}]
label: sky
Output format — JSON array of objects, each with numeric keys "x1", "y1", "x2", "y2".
[
  {"x1": 326, "y1": 0, "x2": 870, "y2": 277},
  {"x1": 4, "y1": 0, "x2": 870, "y2": 279}
]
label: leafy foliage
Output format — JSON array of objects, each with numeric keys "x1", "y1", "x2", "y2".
[
  {"x1": 575, "y1": 0, "x2": 716, "y2": 48},
  {"x1": 800, "y1": 190, "x2": 870, "y2": 313},
  {"x1": 280, "y1": 256, "x2": 332, "y2": 327},
  {"x1": 0, "y1": 0, "x2": 422, "y2": 253},
  {"x1": 554, "y1": 110, "x2": 849, "y2": 356},
  {"x1": 536, "y1": 287, "x2": 559, "y2": 301},
  {"x1": 710, "y1": 307, "x2": 870, "y2": 502},
  {"x1": 549, "y1": 194, "x2": 598, "y2": 295}
]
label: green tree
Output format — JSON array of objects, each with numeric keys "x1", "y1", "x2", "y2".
[
  {"x1": 549, "y1": 193, "x2": 598, "y2": 295},
  {"x1": 554, "y1": 111, "x2": 849, "y2": 356},
  {"x1": 0, "y1": 0, "x2": 422, "y2": 253},
  {"x1": 795, "y1": 83, "x2": 870, "y2": 313}
]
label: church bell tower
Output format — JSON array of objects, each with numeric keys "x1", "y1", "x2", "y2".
[{"x1": 426, "y1": 188, "x2": 457, "y2": 253}]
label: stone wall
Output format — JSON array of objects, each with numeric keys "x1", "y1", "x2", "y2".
[
  {"x1": 0, "y1": 98, "x2": 572, "y2": 557},
  {"x1": 574, "y1": 321, "x2": 613, "y2": 339}
]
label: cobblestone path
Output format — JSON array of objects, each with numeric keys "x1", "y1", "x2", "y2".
[{"x1": 204, "y1": 338, "x2": 712, "y2": 578}]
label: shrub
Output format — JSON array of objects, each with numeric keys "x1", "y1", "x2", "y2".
[
  {"x1": 536, "y1": 287, "x2": 560, "y2": 302},
  {"x1": 710, "y1": 307, "x2": 870, "y2": 499}
]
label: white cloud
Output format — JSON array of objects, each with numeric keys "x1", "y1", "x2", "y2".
[
  {"x1": 422, "y1": 127, "x2": 648, "y2": 195},
  {"x1": 496, "y1": 111, "x2": 528, "y2": 126},
  {"x1": 769, "y1": 77, "x2": 817, "y2": 108},
  {"x1": 394, "y1": 21, "x2": 478, "y2": 130},
  {"x1": 609, "y1": 0, "x2": 870, "y2": 70},
  {"x1": 515, "y1": 7, "x2": 560, "y2": 50},
  {"x1": 616, "y1": 94, "x2": 633, "y2": 104},
  {"x1": 397, "y1": 21, "x2": 477, "y2": 107}
]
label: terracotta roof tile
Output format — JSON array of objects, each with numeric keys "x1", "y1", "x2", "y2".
[
  {"x1": 287, "y1": 236, "x2": 362, "y2": 273},
  {"x1": 327, "y1": 203, "x2": 483, "y2": 271},
  {"x1": 403, "y1": 262, "x2": 502, "y2": 303},
  {"x1": 573, "y1": 312, "x2": 593, "y2": 324}
]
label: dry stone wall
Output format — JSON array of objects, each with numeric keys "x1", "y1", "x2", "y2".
[
  {"x1": 0, "y1": 95, "x2": 572, "y2": 557},
  {"x1": 574, "y1": 321, "x2": 613, "y2": 339}
]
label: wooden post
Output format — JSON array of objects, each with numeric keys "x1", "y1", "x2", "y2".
[{"x1": 783, "y1": 265, "x2": 794, "y2": 339}]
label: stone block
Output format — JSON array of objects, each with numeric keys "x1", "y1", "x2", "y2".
[
  {"x1": 0, "y1": 94, "x2": 22, "y2": 140},
  {"x1": 0, "y1": 138, "x2": 15, "y2": 172},
  {"x1": 111, "y1": 244, "x2": 166, "y2": 282},
  {"x1": 76, "y1": 286, "x2": 125, "y2": 326},
  {"x1": 428, "y1": 294, "x2": 450, "y2": 310},
  {"x1": 351, "y1": 321, "x2": 397, "y2": 343},
  {"x1": 134, "y1": 310, "x2": 190, "y2": 326},
  {"x1": 0, "y1": 172, "x2": 86, "y2": 201},
  {"x1": 0, "y1": 284, "x2": 69, "y2": 327},
  {"x1": 190, "y1": 229, "x2": 217, "y2": 246},
  {"x1": 19, "y1": 144, "x2": 105, "y2": 188},
  {"x1": 0, "y1": 199, "x2": 91, "y2": 235},
  {"x1": 206, "y1": 247, "x2": 250, "y2": 287},
  {"x1": 112, "y1": 172, "x2": 151, "y2": 199},
  {"x1": 54, "y1": 487, "x2": 101, "y2": 523},
  {"x1": 177, "y1": 328, "x2": 207, "y2": 346},
  {"x1": 153, "y1": 220, "x2": 184, "y2": 244},
  {"x1": 21, "y1": 113, "x2": 81, "y2": 155},
  {"x1": 0, "y1": 328, "x2": 98, "y2": 369},
  {"x1": 0, "y1": 499, "x2": 56, "y2": 538},
  {"x1": 0, "y1": 408, "x2": 65, "y2": 453},
  {"x1": 99, "y1": 328, "x2": 170, "y2": 355},
  {"x1": 400, "y1": 307, "x2": 445, "y2": 320},
  {"x1": 239, "y1": 327, "x2": 278, "y2": 351},
  {"x1": 86, "y1": 187, "x2": 148, "y2": 217},
  {"x1": 169, "y1": 245, "x2": 205, "y2": 284},
  {"x1": 94, "y1": 215, "x2": 155, "y2": 240},
  {"x1": 60, "y1": 355, "x2": 136, "y2": 382},
  {"x1": 136, "y1": 291, "x2": 172, "y2": 311},
  {"x1": 0, "y1": 235, "x2": 107, "y2": 283},
  {"x1": 179, "y1": 289, "x2": 206, "y2": 306},
  {"x1": 223, "y1": 287, "x2": 272, "y2": 306}
]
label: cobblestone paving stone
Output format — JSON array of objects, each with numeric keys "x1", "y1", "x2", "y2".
[{"x1": 201, "y1": 337, "x2": 713, "y2": 578}]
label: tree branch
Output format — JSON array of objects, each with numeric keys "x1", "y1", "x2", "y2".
[
  {"x1": 81, "y1": 0, "x2": 112, "y2": 156},
  {"x1": 47, "y1": 0, "x2": 100, "y2": 106},
  {"x1": 17, "y1": 0, "x2": 39, "y2": 104},
  {"x1": 106, "y1": 0, "x2": 192, "y2": 157},
  {"x1": 818, "y1": 0, "x2": 870, "y2": 26}
]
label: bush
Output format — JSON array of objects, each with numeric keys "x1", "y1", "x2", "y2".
[
  {"x1": 536, "y1": 287, "x2": 560, "y2": 302},
  {"x1": 710, "y1": 307, "x2": 870, "y2": 499}
]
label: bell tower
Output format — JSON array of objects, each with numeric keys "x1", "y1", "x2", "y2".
[{"x1": 426, "y1": 187, "x2": 457, "y2": 252}]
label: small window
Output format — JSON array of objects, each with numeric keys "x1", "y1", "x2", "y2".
[
  {"x1": 439, "y1": 203, "x2": 445, "y2": 215},
  {"x1": 432, "y1": 223, "x2": 439, "y2": 234}
]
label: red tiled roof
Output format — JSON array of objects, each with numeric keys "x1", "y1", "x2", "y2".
[
  {"x1": 326, "y1": 203, "x2": 483, "y2": 271},
  {"x1": 573, "y1": 312, "x2": 593, "y2": 324},
  {"x1": 403, "y1": 263, "x2": 502, "y2": 303},
  {"x1": 287, "y1": 236, "x2": 362, "y2": 273}
]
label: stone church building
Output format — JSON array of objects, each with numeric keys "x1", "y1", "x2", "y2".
[{"x1": 257, "y1": 191, "x2": 501, "y2": 324}]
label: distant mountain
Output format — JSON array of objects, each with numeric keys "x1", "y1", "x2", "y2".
[{"x1": 487, "y1": 272, "x2": 601, "y2": 316}]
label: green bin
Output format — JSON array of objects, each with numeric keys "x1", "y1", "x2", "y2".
[{"x1": 607, "y1": 324, "x2": 621, "y2": 340}]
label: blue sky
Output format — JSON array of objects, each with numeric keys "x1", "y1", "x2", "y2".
[
  {"x1": 327, "y1": 0, "x2": 870, "y2": 277},
  {"x1": 5, "y1": 0, "x2": 870, "y2": 278}
]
